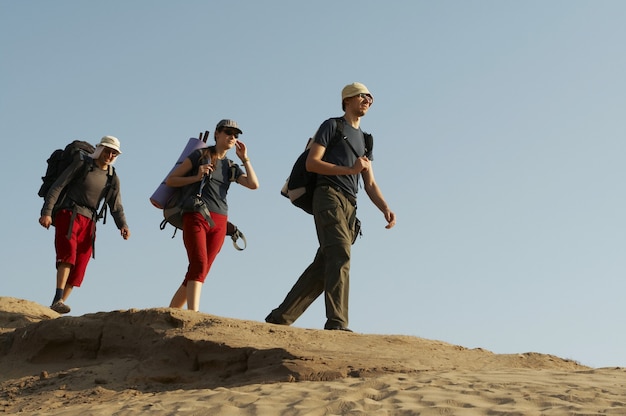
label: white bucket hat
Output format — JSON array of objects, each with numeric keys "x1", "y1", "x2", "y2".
[{"x1": 98, "y1": 136, "x2": 122, "y2": 154}]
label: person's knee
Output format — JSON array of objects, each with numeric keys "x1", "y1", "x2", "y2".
[
  {"x1": 325, "y1": 242, "x2": 350, "y2": 254},
  {"x1": 187, "y1": 276, "x2": 207, "y2": 284},
  {"x1": 323, "y1": 244, "x2": 351, "y2": 264}
]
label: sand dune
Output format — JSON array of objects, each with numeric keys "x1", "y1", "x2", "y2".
[{"x1": 1, "y1": 297, "x2": 624, "y2": 415}]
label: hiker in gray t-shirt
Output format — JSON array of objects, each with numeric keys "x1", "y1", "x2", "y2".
[
  {"x1": 266, "y1": 83, "x2": 396, "y2": 332},
  {"x1": 39, "y1": 136, "x2": 130, "y2": 314}
]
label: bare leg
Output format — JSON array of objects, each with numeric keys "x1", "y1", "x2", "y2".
[
  {"x1": 56, "y1": 262, "x2": 71, "y2": 291},
  {"x1": 169, "y1": 284, "x2": 187, "y2": 308},
  {"x1": 62, "y1": 285, "x2": 74, "y2": 302},
  {"x1": 186, "y1": 281, "x2": 203, "y2": 311}
]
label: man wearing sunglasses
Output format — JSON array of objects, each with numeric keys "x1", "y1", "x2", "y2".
[
  {"x1": 266, "y1": 82, "x2": 396, "y2": 332},
  {"x1": 39, "y1": 136, "x2": 130, "y2": 314}
]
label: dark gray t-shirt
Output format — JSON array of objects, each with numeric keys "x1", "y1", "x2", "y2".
[
  {"x1": 41, "y1": 158, "x2": 127, "y2": 229},
  {"x1": 186, "y1": 148, "x2": 244, "y2": 215},
  {"x1": 314, "y1": 117, "x2": 373, "y2": 198}
]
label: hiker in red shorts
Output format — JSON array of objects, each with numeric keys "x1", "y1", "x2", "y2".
[{"x1": 39, "y1": 136, "x2": 130, "y2": 314}]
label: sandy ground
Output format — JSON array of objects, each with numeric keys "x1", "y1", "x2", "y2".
[{"x1": 1, "y1": 297, "x2": 624, "y2": 415}]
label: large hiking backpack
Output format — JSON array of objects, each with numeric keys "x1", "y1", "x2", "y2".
[
  {"x1": 39, "y1": 140, "x2": 116, "y2": 225},
  {"x1": 39, "y1": 140, "x2": 117, "y2": 259},
  {"x1": 160, "y1": 181, "x2": 214, "y2": 233},
  {"x1": 280, "y1": 118, "x2": 373, "y2": 215},
  {"x1": 38, "y1": 140, "x2": 95, "y2": 198},
  {"x1": 156, "y1": 134, "x2": 247, "y2": 250},
  {"x1": 159, "y1": 178, "x2": 247, "y2": 250},
  {"x1": 159, "y1": 146, "x2": 237, "y2": 232}
]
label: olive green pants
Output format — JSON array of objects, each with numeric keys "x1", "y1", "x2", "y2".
[{"x1": 268, "y1": 185, "x2": 356, "y2": 329}]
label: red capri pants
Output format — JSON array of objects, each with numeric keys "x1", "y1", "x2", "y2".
[
  {"x1": 181, "y1": 211, "x2": 228, "y2": 285},
  {"x1": 54, "y1": 209, "x2": 95, "y2": 288}
]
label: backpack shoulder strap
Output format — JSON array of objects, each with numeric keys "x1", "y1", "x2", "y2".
[
  {"x1": 364, "y1": 132, "x2": 373, "y2": 154},
  {"x1": 227, "y1": 158, "x2": 237, "y2": 182},
  {"x1": 331, "y1": 117, "x2": 345, "y2": 145},
  {"x1": 75, "y1": 154, "x2": 93, "y2": 180},
  {"x1": 333, "y1": 118, "x2": 362, "y2": 158},
  {"x1": 96, "y1": 165, "x2": 116, "y2": 223}
]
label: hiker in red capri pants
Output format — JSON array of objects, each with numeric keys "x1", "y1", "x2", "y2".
[{"x1": 165, "y1": 119, "x2": 259, "y2": 312}]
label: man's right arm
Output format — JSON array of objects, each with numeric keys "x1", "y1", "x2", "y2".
[
  {"x1": 306, "y1": 142, "x2": 369, "y2": 176},
  {"x1": 40, "y1": 159, "x2": 83, "y2": 217}
]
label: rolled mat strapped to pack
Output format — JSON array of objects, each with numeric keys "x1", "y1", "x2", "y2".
[
  {"x1": 149, "y1": 134, "x2": 209, "y2": 209},
  {"x1": 151, "y1": 131, "x2": 248, "y2": 250}
]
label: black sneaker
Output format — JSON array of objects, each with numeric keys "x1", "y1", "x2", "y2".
[
  {"x1": 265, "y1": 313, "x2": 284, "y2": 325},
  {"x1": 324, "y1": 326, "x2": 353, "y2": 332}
]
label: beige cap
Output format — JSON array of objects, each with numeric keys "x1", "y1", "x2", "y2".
[{"x1": 341, "y1": 82, "x2": 373, "y2": 100}]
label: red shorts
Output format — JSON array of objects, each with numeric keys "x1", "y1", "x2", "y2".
[
  {"x1": 54, "y1": 209, "x2": 95, "y2": 288},
  {"x1": 181, "y1": 211, "x2": 228, "y2": 284}
]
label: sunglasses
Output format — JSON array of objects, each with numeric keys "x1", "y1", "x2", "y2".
[
  {"x1": 222, "y1": 128, "x2": 240, "y2": 138},
  {"x1": 358, "y1": 93, "x2": 373, "y2": 104},
  {"x1": 102, "y1": 147, "x2": 119, "y2": 157}
]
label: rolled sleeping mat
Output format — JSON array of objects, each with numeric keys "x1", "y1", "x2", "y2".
[{"x1": 150, "y1": 136, "x2": 209, "y2": 209}]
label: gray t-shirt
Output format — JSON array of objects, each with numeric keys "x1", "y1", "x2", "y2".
[
  {"x1": 41, "y1": 157, "x2": 127, "y2": 229},
  {"x1": 186, "y1": 148, "x2": 244, "y2": 215},
  {"x1": 314, "y1": 117, "x2": 373, "y2": 198}
]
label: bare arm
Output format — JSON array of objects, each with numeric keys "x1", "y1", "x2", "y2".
[
  {"x1": 305, "y1": 142, "x2": 369, "y2": 176},
  {"x1": 165, "y1": 158, "x2": 208, "y2": 188},
  {"x1": 361, "y1": 165, "x2": 396, "y2": 229},
  {"x1": 306, "y1": 141, "x2": 395, "y2": 229},
  {"x1": 234, "y1": 140, "x2": 259, "y2": 190}
]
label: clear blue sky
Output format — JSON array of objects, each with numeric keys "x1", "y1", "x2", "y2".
[{"x1": 2, "y1": 1, "x2": 625, "y2": 368}]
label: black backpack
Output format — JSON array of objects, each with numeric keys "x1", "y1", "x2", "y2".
[
  {"x1": 38, "y1": 140, "x2": 95, "y2": 198},
  {"x1": 159, "y1": 146, "x2": 247, "y2": 249},
  {"x1": 280, "y1": 118, "x2": 373, "y2": 214},
  {"x1": 38, "y1": 140, "x2": 116, "y2": 224}
]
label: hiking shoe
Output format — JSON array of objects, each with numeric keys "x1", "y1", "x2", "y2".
[
  {"x1": 265, "y1": 313, "x2": 285, "y2": 325},
  {"x1": 51, "y1": 301, "x2": 71, "y2": 314},
  {"x1": 324, "y1": 326, "x2": 353, "y2": 332}
]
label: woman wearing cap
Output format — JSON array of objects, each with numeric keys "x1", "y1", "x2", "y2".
[
  {"x1": 39, "y1": 136, "x2": 131, "y2": 314},
  {"x1": 166, "y1": 119, "x2": 259, "y2": 312}
]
